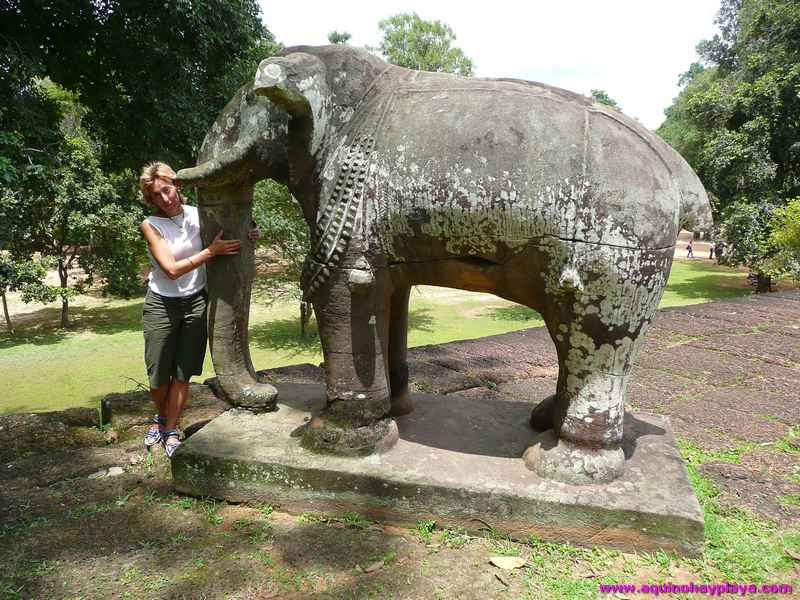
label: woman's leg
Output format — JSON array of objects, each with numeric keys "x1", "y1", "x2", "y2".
[
  {"x1": 164, "y1": 378, "x2": 190, "y2": 431},
  {"x1": 150, "y1": 382, "x2": 170, "y2": 417}
]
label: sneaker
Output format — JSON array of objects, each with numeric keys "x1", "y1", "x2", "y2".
[
  {"x1": 144, "y1": 425, "x2": 163, "y2": 449},
  {"x1": 163, "y1": 429, "x2": 181, "y2": 458},
  {"x1": 144, "y1": 415, "x2": 166, "y2": 450}
]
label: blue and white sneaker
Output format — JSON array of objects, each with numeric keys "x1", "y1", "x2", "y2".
[
  {"x1": 144, "y1": 415, "x2": 166, "y2": 450},
  {"x1": 163, "y1": 429, "x2": 182, "y2": 458}
]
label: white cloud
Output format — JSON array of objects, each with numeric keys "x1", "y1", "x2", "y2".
[{"x1": 259, "y1": 0, "x2": 721, "y2": 129}]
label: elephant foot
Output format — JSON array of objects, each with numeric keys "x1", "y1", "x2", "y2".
[
  {"x1": 223, "y1": 380, "x2": 279, "y2": 412},
  {"x1": 523, "y1": 430, "x2": 625, "y2": 485},
  {"x1": 302, "y1": 416, "x2": 399, "y2": 456},
  {"x1": 529, "y1": 393, "x2": 559, "y2": 431},
  {"x1": 389, "y1": 388, "x2": 415, "y2": 417}
]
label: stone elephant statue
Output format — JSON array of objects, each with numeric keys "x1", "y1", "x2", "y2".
[{"x1": 178, "y1": 45, "x2": 711, "y2": 485}]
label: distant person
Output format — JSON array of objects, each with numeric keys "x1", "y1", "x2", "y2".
[
  {"x1": 138, "y1": 162, "x2": 260, "y2": 457},
  {"x1": 686, "y1": 240, "x2": 694, "y2": 258},
  {"x1": 708, "y1": 243, "x2": 715, "y2": 259}
]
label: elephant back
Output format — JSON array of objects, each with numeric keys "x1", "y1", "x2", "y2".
[{"x1": 356, "y1": 73, "x2": 686, "y2": 264}]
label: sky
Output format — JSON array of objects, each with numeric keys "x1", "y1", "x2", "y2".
[{"x1": 258, "y1": 0, "x2": 722, "y2": 131}]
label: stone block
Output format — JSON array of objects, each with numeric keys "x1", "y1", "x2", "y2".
[{"x1": 172, "y1": 383, "x2": 704, "y2": 556}]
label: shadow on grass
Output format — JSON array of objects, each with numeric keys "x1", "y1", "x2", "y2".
[
  {"x1": 248, "y1": 308, "x2": 437, "y2": 355},
  {"x1": 487, "y1": 304, "x2": 542, "y2": 322},
  {"x1": 0, "y1": 301, "x2": 144, "y2": 350}
]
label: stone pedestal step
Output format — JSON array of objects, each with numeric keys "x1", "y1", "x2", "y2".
[{"x1": 172, "y1": 382, "x2": 704, "y2": 556}]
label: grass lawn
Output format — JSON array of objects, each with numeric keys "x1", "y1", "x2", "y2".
[{"x1": 0, "y1": 259, "x2": 762, "y2": 415}]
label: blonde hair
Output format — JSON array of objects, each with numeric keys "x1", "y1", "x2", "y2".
[{"x1": 139, "y1": 161, "x2": 183, "y2": 206}]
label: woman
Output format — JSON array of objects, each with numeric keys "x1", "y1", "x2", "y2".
[{"x1": 138, "y1": 162, "x2": 259, "y2": 457}]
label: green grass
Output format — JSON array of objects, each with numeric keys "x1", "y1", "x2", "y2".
[
  {"x1": 0, "y1": 259, "x2": 758, "y2": 414},
  {"x1": 678, "y1": 439, "x2": 799, "y2": 581}
]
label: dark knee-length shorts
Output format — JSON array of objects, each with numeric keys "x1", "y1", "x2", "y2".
[{"x1": 142, "y1": 288, "x2": 208, "y2": 389}]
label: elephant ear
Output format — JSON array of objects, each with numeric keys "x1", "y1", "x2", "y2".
[{"x1": 253, "y1": 52, "x2": 330, "y2": 155}]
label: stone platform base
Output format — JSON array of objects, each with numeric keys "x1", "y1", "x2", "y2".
[{"x1": 172, "y1": 383, "x2": 704, "y2": 556}]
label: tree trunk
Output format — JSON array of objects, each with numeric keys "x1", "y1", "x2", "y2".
[
  {"x1": 58, "y1": 259, "x2": 70, "y2": 328},
  {"x1": 300, "y1": 301, "x2": 310, "y2": 338},
  {"x1": 755, "y1": 272, "x2": 772, "y2": 293},
  {"x1": 1, "y1": 290, "x2": 13, "y2": 335}
]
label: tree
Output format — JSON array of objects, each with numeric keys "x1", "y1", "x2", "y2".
[
  {"x1": 1, "y1": 0, "x2": 281, "y2": 172},
  {"x1": 377, "y1": 13, "x2": 474, "y2": 76},
  {"x1": 590, "y1": 89, "x2": 620, "y2": 110},
  {"x1": 767, "y1": 197, "x2": 800, "y2": 282},
  {"x1": 327, "y1": 31, "x2": 352, "y2": 44},
  {"x1": 0, "y1": 133, "x2": 145, "y2": 327},
  {"x1": 0, "y1": 2, "x2": 282, "y2": 328},
  {"x1": 657, "y1": 0, "x2": 800, "y2": 290},
  {"x1": 716, "y1": 199, "x2": 776, "y2": 291},
  {"x1": 251, "y1": 179, "x2": 312, "y2": 335},
  {"x1": 0, "y1": 255, "x2": 56, "y2": 335}
]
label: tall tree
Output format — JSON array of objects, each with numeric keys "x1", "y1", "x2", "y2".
[
  {"x1": 378, "y1": 13, "x2": 474, "y2": 76},
  {"x1": 1, "y1": 0, "x2": 280, "y2": 172},
  {"x1": 657, "y1": 0, "x2": 800, "y2": 290},
  {"x1": 251, "y1": 180, "x2": 312, "y2": 335},
  {"x1": 1, "y1": 133, "x2": 132, "y2": 327},
  {"x1": 0, "y1": 255, "x2": 55, "y2": 335}
]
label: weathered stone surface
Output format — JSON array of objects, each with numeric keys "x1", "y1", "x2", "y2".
[
  {"x1": 173, "y1": 383, "x2": 703, "y2": 556},
  {"x1": 700, "y1": 449, "x2": 800, "y2": 527},
  {"x1": 405, "y1": 357, "x2": 483, "y2": 394}
]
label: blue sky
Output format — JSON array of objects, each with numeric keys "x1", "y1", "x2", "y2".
[{"x1": 258, "y1": 0, "x2": 722, "y2": 130}]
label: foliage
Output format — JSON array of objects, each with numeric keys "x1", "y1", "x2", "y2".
[
  {"x1": 327, "y1": 31, "x2": 352, "y2": 45},
  {"x1": 658, "y1": 65, "x2": 719, "y2": 170},
  {"x1": 715, "y1": 199, "x2": 774, "y2": 273},
  {"x1": 0, "y1": 132, "x2": 146, "y2": 326},
  {"x1": 766, "y1": 197, "x2": 800, "y2": 280},
  {"x1": 88, "y1": 201, "x2": 149, "y2": 298},
  {"x1": 770, "y1": 198, "x2": 800, "y2": 252},
  {"x1": 251, "y1": 179, "x2": 313, "y2": 334},
  {"x1": 377, "y1": 13, "x2": 474, "y2": 76},
  {"x1": 0, "y1": 255, "x2": 56, "y2": 333},
  {"x1": 590, "y1": 89, "x2": 620, "y2": 110},
  {"x1": 251, "y1": 179, "x2": 309, "y2": 304},
  {"x1": 657, "y1": 0, "x2": 800, "y2": 282},
  {"x1": 0, "y1": 0, "x2": 280, "y2": 172}
]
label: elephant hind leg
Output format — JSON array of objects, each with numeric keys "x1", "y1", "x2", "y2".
[
  {"x1": 524, "y1": 243, "x2": 670, "y2": 484},
  {"x1": 388, "y1": 286, "x2": 414, "y2": 416},
  {"x1": 524, "y1": 316, "x2": 634, "y2": 484}
]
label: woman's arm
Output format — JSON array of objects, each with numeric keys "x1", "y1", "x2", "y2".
[{"x1": 140, "y1": 222, "x2": 241, "y2": 280}]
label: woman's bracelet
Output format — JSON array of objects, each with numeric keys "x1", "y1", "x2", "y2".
[{"x1": 186, "y1": 256, "x2": 196, "y2": 268}]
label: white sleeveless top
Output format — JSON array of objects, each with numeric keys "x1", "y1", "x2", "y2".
[{"x1": 145, "y1": 205, "x2": 207, "y2": 297}]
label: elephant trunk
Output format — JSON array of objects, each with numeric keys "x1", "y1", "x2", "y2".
[
  {"x1": 177, "y1": 141, "x2": 255, "y2": 189},
  {"x1": 199, "y1": 182, "x2": 278, "y2": 410}
]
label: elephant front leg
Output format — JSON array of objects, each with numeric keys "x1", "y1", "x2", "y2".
[{"x1": 303, "y1": 263, "x2": 398, "y2": 456}]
